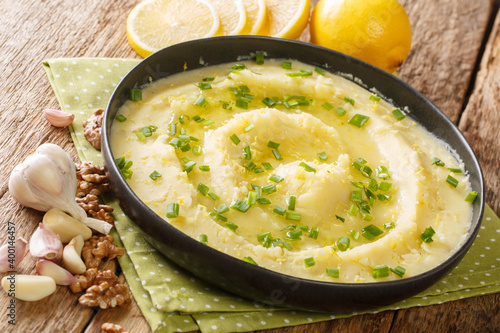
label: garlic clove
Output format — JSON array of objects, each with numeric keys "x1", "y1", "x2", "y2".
[
  {"x1": 83, "y1": 217, "x2": 113, "y2": 235},
  {"x1": 0, "y1": 237, "x2": 28, "y2": 273},
  {"x1": 62, "y1": 235, "x2": 86, "y2": 274},
  {"x1": 1, "y1": 274, "x2": 56, "y2": 301},
  {"x1": 36, "y1": 259, "x2": 77, "y2": 285},
  {"x1": 29, "y1": 223, "x2": 63, "y2": 262},
  {"x1": 43, "y1": 109, "x2": 75, "y2": 127},
  {"x1": 43, "y1": 208, "x2": 92, "y2": 243}
]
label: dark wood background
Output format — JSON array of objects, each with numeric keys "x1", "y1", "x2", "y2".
[{"x1": 0, "y1": 0, "x2": 498, "y2": 331}]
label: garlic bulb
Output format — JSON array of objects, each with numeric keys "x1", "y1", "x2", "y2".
[
  {"x1": 0, "y1": 237, "x2": 27, "y2": 273},
  {"x1": 30, "y1": 223, "x2": 63, "y2": 262},
  {"x1": 8, "y1": 143, "x2": 112, "y2": 234}
]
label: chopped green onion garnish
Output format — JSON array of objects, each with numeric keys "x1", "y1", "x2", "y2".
[
  {"x1": 135, "y1": 131, "x2": 147, "y2": 141},
  {"x1": 255, "y1": 52, "x2": 264, "y2": 65},
  {"x1": 199, "y1": 234, "x2": 208, "y2": 244},
  {"x1": 372, "y1": 265, "x2": 389, "y2": 279},
  {"x1": 315, "y1": 67, "x2": 326, "y2": 75},
  {"x1": 446, "y1": 175, "x2": 459, "y2": 188},
  {"x1": 299, "y1": 162, "x2": 316, "y2": 173},
  {"x1": 286, "y1": 69, "x2": 313, "y2": 77},
  {"x1": 208, "y1": 193, "x2": 220, "y2": 201},
  {"x1": 232, "y1": 64, "x2": 246, "y2": 71},
  {"x1": 379, "y1": 182, "x2": 392, "y2": 191},
  {"x1": 431, "y1": 157, "x2": 445, "y2": 167},
  {"x1": 247, "y1": 191, "x2": 258, "y2": 205},
  {"x1": 321, "y1": 102, "x2": 333, "y2": 110},
  {"x1": 215, "y1": 204, "x2": 229, "y2": 214},
  {"x1": 348, "y1": 114, "x2": 370, "y2": 128},
  {"x1": 362, "y1": 224, "x2": 384, "y2": 241},
  {"x1": 194, "y1": 95, "x2": 208, "y2": 107},
  {"x1": 465, "y1": 191, "x2": 478, "y2": 203},
  {"x1": 287, "y1": 228, "x2": 302, "y2": 240},
  {"x1": 243, "y1": 257, "x2": 258, "y2": 265},
  {"x1": 198, "y1": 82, "x2": 212, "y2": 90},
  {"x1": 179, "y1": 115, "x2": 190, "y2": 124},
  {"x1": 392, "y1": 109, "x2": 406, "y2": 121},
  {"x1": 199, "y1": 165, "x2": 210, "y2": 172},
  {"x1": 326, "y1": 267, "x2": 339, "y2": 278},
  {"x1": 193, "y1": 115, "x2": 204, "y2": 122},
  {"x1": 192, "y1": 145, "x2": 202, "y2": 155},
  {"x1": 244, "y1": 161, "x2": 256, "y2": 171},
  {"x1": 335, "y1": 215, "x2": 345, "y2": 223},
  {"x1": 335, "y1": 107, "x2": 346, "y2": 117},
  {"x1": 267, "y1": 141, "x2": 280, "y2": 149},
  {"x1": 262, "y1": 97, "x2": 276, "y2": 107},
  {"x1": 262, "y1": 162, "x2": 273, "y2": 170},
  {"x1": 166, "y1": 203, "x2": 179, "y2": 218},
  {"x1": 197, "y1": 183, "x2": 209, "y2": 196},
  {"x1": 262, "y1": 183, "x2": 276, "y2": 194},
  {"x1": 225, "y1": 222, "x2": 238, "y2": 231},
  {"x1": 351, "y1": 189, "x2": 363, "y2": 202},
  {"x1": 149, "y1": 170, "x2": 162, "y2": 181},
  {"x1": 203, "y1": 77, "x2": 215, "y2": 82},
  {"x1": 129, "y1": 89, "x2": 142, "y2": 101},
  {"x1": 298, "y1": 225, "x2": 309, "y2": 230},
  {"x1": 376, "y1": 166, "x2": 390, "y2": 179},
  {"x1": 307, "y1": 227, "x2": 319, "y2": 240},
  {"x1": 116, "y1": 114, "x2": 127, "y2": 122},
  {"x1": 243, "y1": 145, "x2": 252, "y2": 160},
  {"x1": 390, "y1": 266, "x2": 406, "y2": 278},
  {"x1": 344, "y1": 97, "x2": 355, "y2": 105},
  {"x1": 273, "y1": 205, "x2": 286, "y2": 216},
  {"x1": 349, "y1": 230, "x2": 360, "y2": 240},
  {"x1": 348, "y1": 204, "x2": 359, "y2": 217},
  {"x1": 257, "y1": 197, "x2": 271, "y2": 204},
  {"x1": 286, "y1": 212, "x2": 301, "y2": 221},
  {"x1": 337, "y1": 236, "x2": 350, "y2": 251},
  {"x1": 254, "y1": 168, "x2": 264, "y2": 174},
  {"x1": 287, "y1": 196, "x2": 296, "y2": 211},
  {"x1": 230, "y1": 133, "x2": 241, "y2": 145},
  {"x1": 317, "y1": 151, "x2": 328, "y2": 161},
  {"x1": 448, "y1": 167, "x2": 462, "y2": 173},
  {"x1": 420, "y1": 226, "x2": 436, "y2": 243},
  {"x1": 304, "y1": 257, "x2": 316, "y2": 268},
  {"x1": 272, "y1": 149, "x2": 283, "y2": 160},
  {"x1": 257, "y1": 231, "x2": 272, "y2": 242},
  {"x1": 244, "y1": 124, "x2": 255, "y2": 132},
  {"x1": 384, "y1": 222, "x2": 395, "y2": 230},
  {"x1": 201, "y1": 119, "x2": 214, "y2": 126},
  {"x1": 269, "y1": 174, "x2": 284, "y2": 183},
  {"x1": 183, "y1": 161, "x2": 196, "y2": 173},
  {"x1": 169, "y1": 123, "x2": 177, "y2": 136},
  {"x1": 377, "y1": 193, "x2": 392, "y2": 201},
  {"x1": 231, "y1": 200, "x2": 251, "y2": 213},
  {"x1": 282, "y1": 62, "x2": 292, "y2": 69},
  {"x1": 236, "y1": 99, "x2": 248, "y2": 109},
  {"x1": 370, "y1": 95, "x2": 381, "y2": 102}
]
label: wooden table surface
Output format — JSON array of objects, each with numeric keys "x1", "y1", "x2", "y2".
[{"x1": 1, "y1": 0, "x2": 499, "y2": 332}]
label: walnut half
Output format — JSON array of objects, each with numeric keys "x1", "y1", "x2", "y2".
[
  {"x1": 76, "y1": 161, "x2": 110, "y2": 197},
  {"x1": 79, "y1": 270, "x2": 130, "y2": 309},
  {"x1": 83, "y1": 108, "x2": 104, "y2": 150},
  {"x1": 82, "y1": 235, "x2": 124, "y2": 269},
  {"x1": 102, "y1": 323, "x2": 129, "y2": 333},
  {"x1": 76, "y1": 194, "x2": 114, "y2": 224}
]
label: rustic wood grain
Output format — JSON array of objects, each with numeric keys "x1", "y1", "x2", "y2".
[
  {"x1": 459, "y1": 8, "x2": 500, "y2": 216},
  {"x1": 0, "y1": 0, "x2": 497, "y2": 332}
]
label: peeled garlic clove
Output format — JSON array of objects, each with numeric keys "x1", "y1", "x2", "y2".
[
  {"x1": 62, "y1": 235, "x2": 86, "y2": 274},
  {"x1": 1, "y1": 274, "x2": 56, "y2": 301},
  {"x1": 43, "y1": 208, "x2": 92, "y2": 243},
  {"x1": 29, "y1": 223, "x2": 63, "y2": 262},
  {"x1": 0, "y1": 237, "x2": 27, "y2": 273},
  {"x1": 43, "y1": 109, "x2": 75, "y2": 127},
  {"x1": 36, "y1": 259, "x2": 77, "y2": 285}
]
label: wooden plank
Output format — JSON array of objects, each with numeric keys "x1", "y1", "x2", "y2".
[
  {"x1": 459, "y1": 8, "x2": 500, "y2": 215},
  {"x1": 398, "y1": 0, "x2": 493, "y2": 123}
]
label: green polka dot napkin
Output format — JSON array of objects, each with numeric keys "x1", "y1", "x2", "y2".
[{"x1": 43, "y1": 58, "x2": 500, "y2": 333}]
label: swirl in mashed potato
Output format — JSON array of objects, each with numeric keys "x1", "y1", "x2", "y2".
[{"x1": 110, "y1": 59, "x2": 473, "y2": 283}]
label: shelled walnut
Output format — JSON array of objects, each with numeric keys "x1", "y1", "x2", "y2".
[
  {"x1": 76, "y1": 194, "x2": 114, "y2": 224},
  {"x1": 79, "y1": 270, "x2": 130, "y2": 309},
  {"x1": 102, "y1": 323, "x2": 129, "y2": 333},
  {"x1": 69, "y1": 268, "x2": 99, "y2": 293},
  {"x1": 82, "y1": 235, "x2": 124, "y2": 269},
  {"x1": 83, "y1": 108, "x2": 104, "y2": 150},
  {"x1": 76, "y1": 161, "x2": 110, "y2": 197}
]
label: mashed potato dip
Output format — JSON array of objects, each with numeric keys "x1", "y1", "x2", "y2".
[{"x1": 110, "y1": 58, "x2": 474, "y2": 283}]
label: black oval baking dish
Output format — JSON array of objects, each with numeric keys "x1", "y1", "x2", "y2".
[{"x1": 102, "y1": 36, "x2": 484, "y2": 313}]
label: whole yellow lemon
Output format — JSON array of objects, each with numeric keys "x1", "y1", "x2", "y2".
[{"x1": 310, "y1": 0, "x2": 412, "y2": 73}]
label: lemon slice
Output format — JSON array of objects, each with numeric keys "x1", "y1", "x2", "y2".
[
  {"x1": 127, "y1": 0, "x2": 220, "y2": 58},
  {"x1": 240, "y1": 0, "x2": 269, "y2": 35},
  {"x1": 265, "y1": 0, "x2": 310, "y2": 39},
  {"x1": 210, "y1": 0, "x2": 247, "y2": 35}
]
